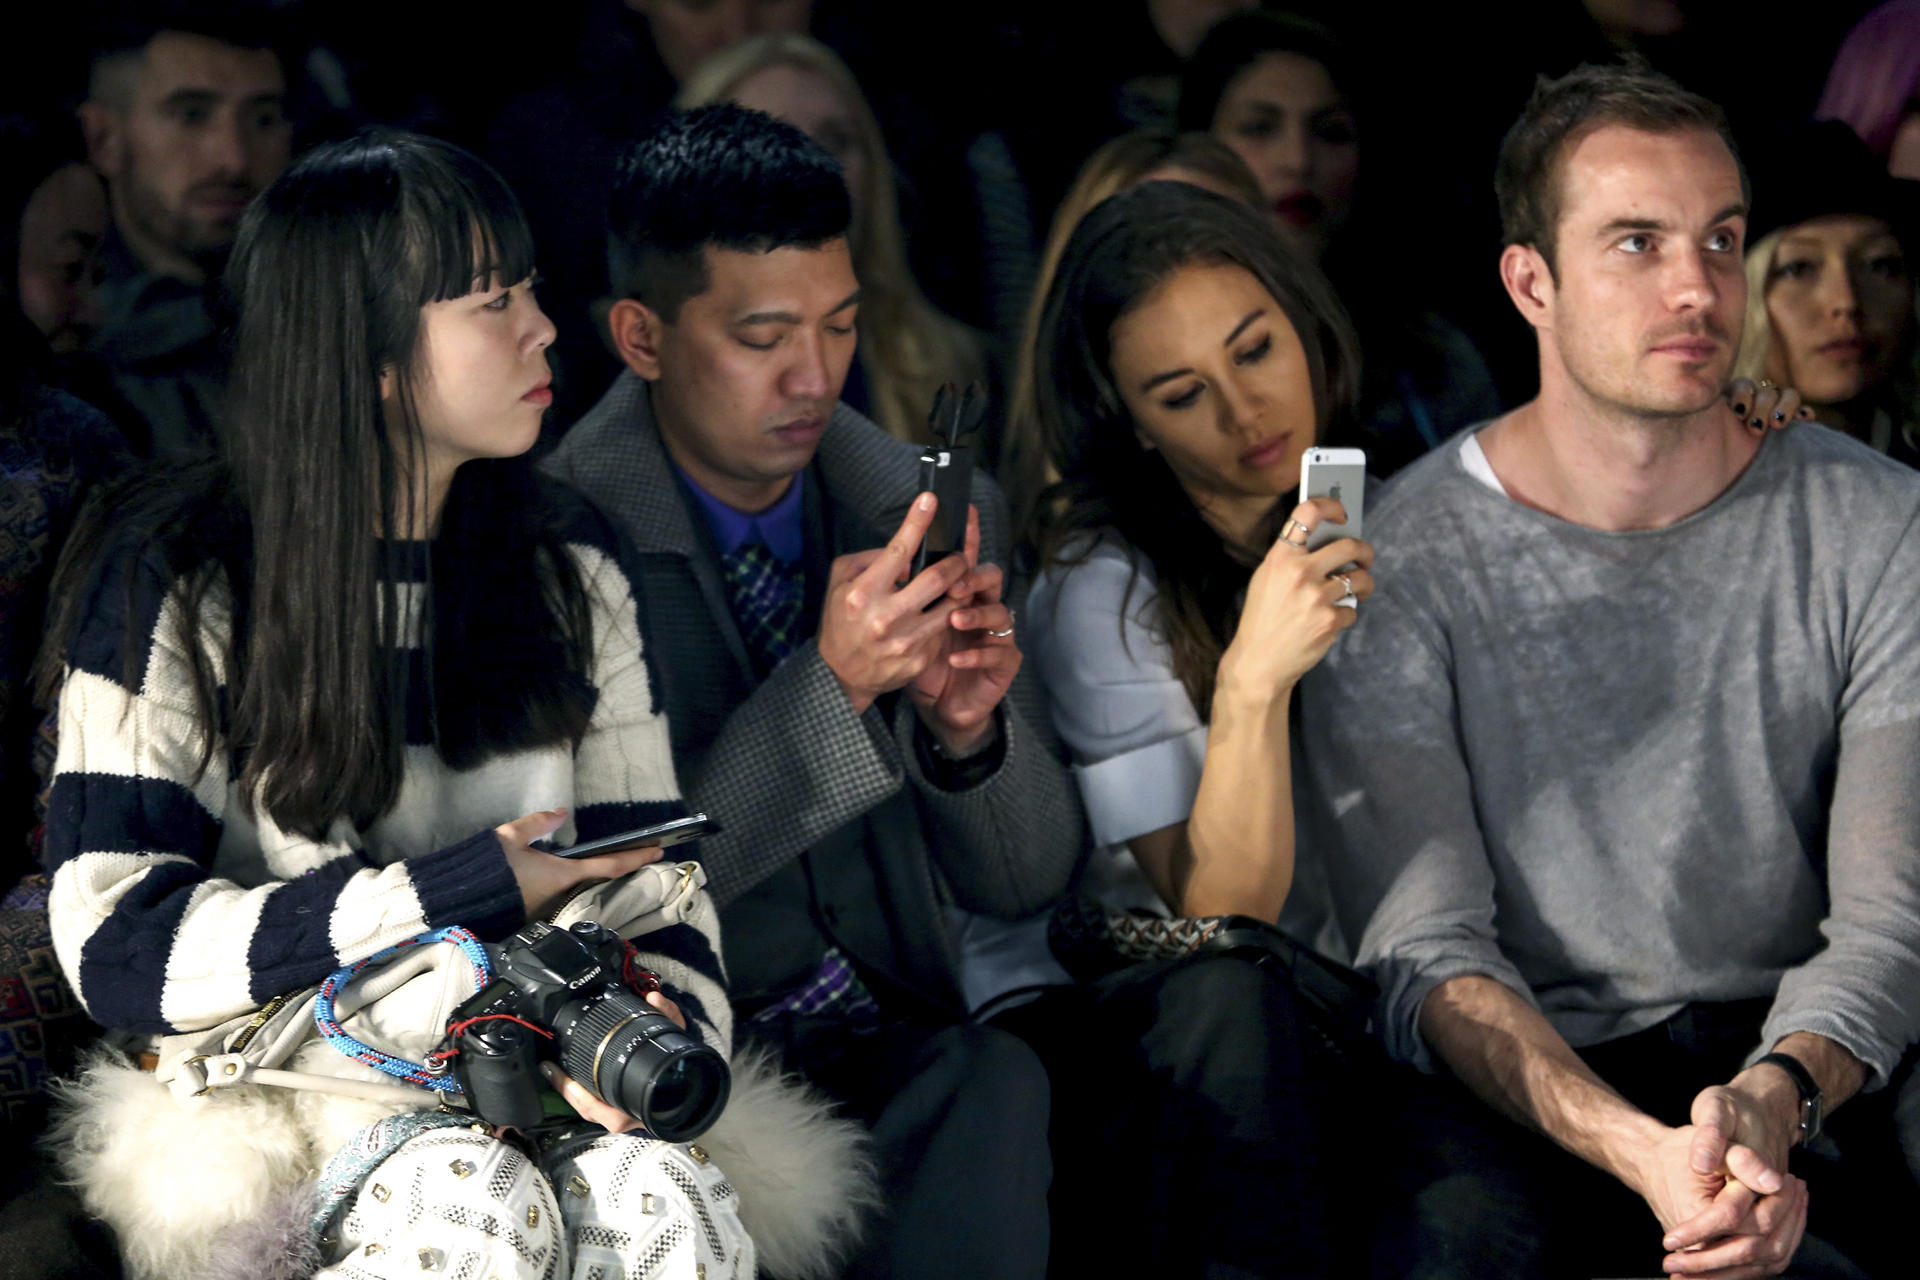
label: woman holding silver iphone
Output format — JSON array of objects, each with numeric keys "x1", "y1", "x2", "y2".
[
  {"x1": 978, "y1": 179, "x2": 1373, "y2": 1276},
  {"x1": 1026, "y1": 181, "x2": 1373, "y2": 932}
]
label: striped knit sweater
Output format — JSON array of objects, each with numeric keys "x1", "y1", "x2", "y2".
[{"x1": 43, "y1": 485, "x2": 729, "y2": 1058}]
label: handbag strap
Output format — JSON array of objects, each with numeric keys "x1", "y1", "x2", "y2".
[{"x1": 312, "y1": 926, "x2": 492, "y2": 1093}]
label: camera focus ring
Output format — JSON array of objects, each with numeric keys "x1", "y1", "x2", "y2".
[{"x1": 555, "y1": 992, "x2": 648, "y2": 1101}]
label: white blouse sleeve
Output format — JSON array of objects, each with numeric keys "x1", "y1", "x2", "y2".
[{"x1": 1027, "y1": 543, "x2": 1208, "y2": 848}]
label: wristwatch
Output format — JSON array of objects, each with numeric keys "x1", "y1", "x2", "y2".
[{"x1": 1756, "y1": 1051, "x2": 1824, "y2": 1146}]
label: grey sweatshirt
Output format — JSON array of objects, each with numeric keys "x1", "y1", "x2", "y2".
[{"x1": 1300, "y1": 425, "x2": 1920, "y2": 1085}]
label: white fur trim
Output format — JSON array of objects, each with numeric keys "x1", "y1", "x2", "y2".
[
  {"x1": 702, "y1": 1048, "x2": 878, "y2": 1280},
  {"x1": 44, "y1": 1048, "x2": 325, "y2": 1280}
]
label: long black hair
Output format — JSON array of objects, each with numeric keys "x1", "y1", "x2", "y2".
[
  {"x1": 1030, "y1": 181, "x2": 1359, "y2": 713},
  {"x1": 45, "y1": 129, "x2": 593, "y2": 839}
]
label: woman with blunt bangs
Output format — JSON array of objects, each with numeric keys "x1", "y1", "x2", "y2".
[
  {"x1": 38, "y1": 130, "x2": 861, "y2": 1280},
  {"x1": 988, "y1": 181, "x2": 1374, "y2": 1277}
]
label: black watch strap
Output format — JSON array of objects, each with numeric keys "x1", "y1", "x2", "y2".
[{"x1": 1756, "y1": 1051, "x2": 1823, "y2": 1145}]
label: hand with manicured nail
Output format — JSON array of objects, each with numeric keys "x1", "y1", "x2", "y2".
[{"x1": 1723, "y1": 376, "x2": 1812, "y2": 435}]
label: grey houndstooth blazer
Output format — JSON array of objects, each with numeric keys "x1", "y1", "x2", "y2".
[{"x1": 544, "y1": 371, "x2": 1087, "y2": 1011}]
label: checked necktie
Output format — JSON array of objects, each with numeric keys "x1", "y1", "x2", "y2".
[{"x1": 719, "y1": 539, "x2": 806, "y2": 679}]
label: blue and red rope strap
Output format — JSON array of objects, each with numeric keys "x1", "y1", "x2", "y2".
[{"x1": 312, "y1": 926, "x2": 493, "y2": 1093}]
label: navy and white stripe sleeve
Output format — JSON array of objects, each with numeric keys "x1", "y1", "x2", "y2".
[{"x1": 44, "y1": 553, "x2": 523, "y2": 1037}]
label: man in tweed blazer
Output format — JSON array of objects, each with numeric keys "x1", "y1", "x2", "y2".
[{"x1": 543, "y1": 107, "x2": 1084, "y2": 1279}]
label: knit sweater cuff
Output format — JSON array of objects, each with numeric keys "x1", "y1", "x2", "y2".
[{"x1": 410, "y1": 828, "x2": 526, "y2": 939}]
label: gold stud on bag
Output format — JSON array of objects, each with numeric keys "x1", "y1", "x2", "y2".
[
  {"x1": 450, "y1": 1159, "x2": 474, "y2": 1178},
  {"x1": 371, "y1": 1184, "x2": 391, "y2": 1202}
]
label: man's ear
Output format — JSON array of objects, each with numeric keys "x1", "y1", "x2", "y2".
[
  {"x1": 1499, "y1": 242, "x2": 1555, "y2": 332},
  {"x1": 76, "y1": 101, "x2": 123, "y2": 176},
  {"x1": 608, "y1": 298, "x2": 667, "y2": 381}
]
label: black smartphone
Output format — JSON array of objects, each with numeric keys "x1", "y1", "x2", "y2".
[
  {"x1": 542, "y1": 813, "x2": 720, "y2": 859},
  {"x1": 913, "y1": 442, "x2": 975, "y2": 575},
  {"x1": 912, "y1": 382, "x2": 985, "y2": 576}
]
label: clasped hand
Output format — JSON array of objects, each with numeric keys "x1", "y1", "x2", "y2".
[
  {"x1": 1636, "y1": 1081, "x2": 1805, "y2": 1278},
  {"x1": 819, "y1": 492, "x2": 1019, "y2": 756}
]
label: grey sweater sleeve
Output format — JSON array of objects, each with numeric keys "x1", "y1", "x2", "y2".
[
  {"x1": 1760, "y1": 508, "x2": 1920, "y2": 1088},
  {"x1": 1299, "y1": 563, "x2": 1539, "y2": 1071}
]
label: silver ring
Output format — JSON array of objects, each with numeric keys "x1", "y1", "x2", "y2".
[
  {"x1": 989, "y1": 609, "x2": 1015, "y2": 639},
  {"x1": 1334, "y1": 573, "x2": 1358, "y2": 609},
  {"x1": 1281, "y1": 518, "x2": 1313, "y2": 548}
]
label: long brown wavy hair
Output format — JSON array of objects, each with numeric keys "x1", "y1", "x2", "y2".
[
  {"x1": 1030, "y1": 181, "x2": 1359, "y2": 714},
  {"x1": 1003, "y1": 130, "x2": 1263, "y2": 528}
]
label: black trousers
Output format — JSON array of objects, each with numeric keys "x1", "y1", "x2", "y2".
[
  {"x1": 739, "y1": 1009, "x2": 1051, "y2": 1280},
  {"x1": 0, "y1": 1146, "x2": 121, "y2": 1280},
  {"x1": 1369, "y1": 999, "x2": 1920, "y2": 1279},
  {"x1": 997, "y1": 952, "x2": 1340, "y2": 1280}
]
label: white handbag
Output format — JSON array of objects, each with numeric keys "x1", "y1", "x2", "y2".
[{"x1": 150, "y1": 859, "x2": 724, "y2": 1113}]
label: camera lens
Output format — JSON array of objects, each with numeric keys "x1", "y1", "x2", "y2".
[
  {"x1": 642, "y1": 1053, "x2": 731, "y2": 1137},
  {"x1": 551, "y1": 989, "x2": 731, "y2": 1142}
]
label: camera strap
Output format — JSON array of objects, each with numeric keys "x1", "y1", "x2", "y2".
[{"x1": 311, "y1": 926, "x2": 494, "y2": 1094}]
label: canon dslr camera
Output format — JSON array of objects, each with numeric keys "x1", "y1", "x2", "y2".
[{"x1": 449, "y1": 920, "x2": 730, "y2": 1141}]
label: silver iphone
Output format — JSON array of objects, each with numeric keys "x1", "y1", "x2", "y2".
[{"x1": 1297, "y1": 447, "x2": 1366, "y2": 551}]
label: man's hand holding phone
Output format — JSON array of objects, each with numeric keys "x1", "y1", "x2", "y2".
[
  {"x1": 909, "y1": 502, "x2": 1019, "y2": 758},
  {"x1": 820, "y1": 492, "x2": 972, "y2": 716}
]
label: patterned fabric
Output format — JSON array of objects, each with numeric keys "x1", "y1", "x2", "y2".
[
  {"x1": 312, "y1": 1117, "x2": 754, "y2": 1280},
  {"x1": 315, "y1": 1122, "x2": 564, "y2": 1280},
  {"x1": 543, "y1": 1126, "x2": 751, "y2": 1279},
  {"x1": 751, "y1": 947, "x2": 879, "y2": 1027},
  {"x1": 0, "y1": 872, "x2": 94, "y2": 1133},
  {"x1": 309, "y1": 1110, "x2": 482, "y2": 1251},
  {"x1": 43, "y1": 480, "x2": 697, "y2": 1043},
  {"x1": 719, "y1": 540, "x2": 805, "y2": 678}
]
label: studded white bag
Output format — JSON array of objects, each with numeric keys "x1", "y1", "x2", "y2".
[{"x1": 311, "y1": 1118, "x2": 753, "y2": 1280}]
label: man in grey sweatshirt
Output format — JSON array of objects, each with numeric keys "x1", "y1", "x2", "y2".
[{"x1": 1302, "y1": 64, "x2": 1920, "y2": 1278}]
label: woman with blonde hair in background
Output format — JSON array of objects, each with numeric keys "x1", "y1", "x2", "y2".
[
  {"x1": 998, "y1": 128, "x2": 1262, "y2": 526},
  {"x1": 1735, "y1": 121, "x2": 1916, "y2": 466},
  {"x1": 676, "y1": 33, "x2": 984, "y2": 446}
]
